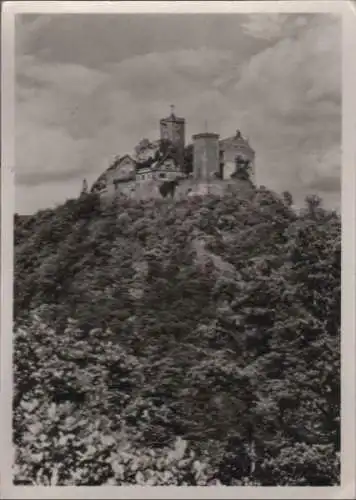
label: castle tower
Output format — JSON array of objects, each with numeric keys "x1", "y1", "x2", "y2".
[
  {"x1": 192, "y1": 132, "x2": 220, "y2": 183},
  {"x1": 81, "y1": 178, "x2": 88, "y2": 195},
  {"x1": 159, "y1": 105, "x2": 185, "y2": 168}
]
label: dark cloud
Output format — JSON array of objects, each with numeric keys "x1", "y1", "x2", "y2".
[{"x1": 16, "y1": 14, "x2": 270, "y2": 69}]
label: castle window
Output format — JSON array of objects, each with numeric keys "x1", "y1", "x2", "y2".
[{"x1": 159, "y1": 173, "x2": 166, "y2": 178}]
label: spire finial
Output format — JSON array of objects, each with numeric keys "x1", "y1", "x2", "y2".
[
  {"x1": 170, "y1": 104, "x2": 175, "y2": 116},
  {"x1": 81, "y1": 178, "x2": 88, "y2": 195}
]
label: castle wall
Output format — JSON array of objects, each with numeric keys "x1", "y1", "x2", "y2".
[
  {"x1": 165, "y1": 178, "x2": 254, "y2": 200},
  {"x1": 133, "y1": 179, "x2": 162, "y2": 200},
  {"x1": 100, "y1": 177, "x2": 254, "y2": 208},
  {"x1": 99, "y1": 179, "x2": 135, "y2": 204},
  {"x1": 116, "y1": 180, "x2": 136, "y2": 197}
]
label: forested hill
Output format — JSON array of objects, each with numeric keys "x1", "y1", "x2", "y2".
[{"x1": 13, "y1": 186, "x2": 341, "y2": 486}]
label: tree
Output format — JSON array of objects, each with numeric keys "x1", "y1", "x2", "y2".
[
  {"x1": 282, "y1": 190, "x2": 293, "y2": 207},
  {"x1": 231, "y1": 155, "x2": 251, "y2": 181},
  {"x1": 304, "y1": 194, "x2": 323, "y2": 219},
  {"x1": 13, "y1": 186, "x2": 340, "y2": 486},
  {"x1": 183, "y1": 144, "x2": 194, "y2": 175},
  {"x1": 159, "y1": 179, "x2": 180, "y2": 198}
]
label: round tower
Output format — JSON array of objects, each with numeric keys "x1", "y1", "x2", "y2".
[
  {"x1": 159, "y1": 105, "x2": 185, "y2": 168},
  {"x1": 192, "y1": 132, "x2": 220, "y2": 183}
]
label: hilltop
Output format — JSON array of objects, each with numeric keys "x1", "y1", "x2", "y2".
[{"x1": 13, "y1": 185, "x2": 341, "y2": 486}]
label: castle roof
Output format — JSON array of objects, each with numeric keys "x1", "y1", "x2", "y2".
[
  {"x1": 136, "y1": 160, "x2": 154, "y2": 172},
  {"x1": 91, "y1": 154, "x2": 136, "y2": 192},
  {"x1": 220, "y1": 129, "x2": 254, "y2": 152},
  {"x1": 160, "y1": 105, "x2": 185, "y2": 124},
  {"x1": 160, "y1": 114, "x2": 185, "y2": 124},
  {"x1": 107, "y1": 154, "x2": 135, "y2": 171},
  {"x1": 192, "y1": 132, "x2": 220, "y2": 140}
]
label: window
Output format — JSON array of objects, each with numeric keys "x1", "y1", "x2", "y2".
[{"x1": 159, "y1": 173, "x2": 166, "y2": 179}]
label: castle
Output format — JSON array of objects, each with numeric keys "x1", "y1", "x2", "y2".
[{"x1": 89, "y1": 106, "x2": 256, "y2": 201}]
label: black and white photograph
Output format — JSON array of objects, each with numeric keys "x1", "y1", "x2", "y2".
[{"x1": 1, "y1": 1, "x2": 355, "y2": 497}]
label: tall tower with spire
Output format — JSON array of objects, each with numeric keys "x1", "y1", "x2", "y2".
[
  {"x1": 159, "y1": 105, "x2": 185, "y2": 168},
  {"x1": 81, "y1": 178, "x2": 88, "y2": 196}
]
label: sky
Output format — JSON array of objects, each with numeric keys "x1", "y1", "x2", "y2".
[{"x1": 15, "y1": 12, "x2": 341, "y2": 214}]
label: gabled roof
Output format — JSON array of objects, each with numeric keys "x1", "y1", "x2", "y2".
[
  {"x1": 220, "y1": 130, "x2": 254, "y2": 151},
  {"x1": 160, "y1": 113, "x2": 185, "y2": 124},
  {"x1": 160, "y1": 105, "x2": 185, "y2": 124},
  {"x1": 106, "y1": 154, "x2": 136, "y2": 172},
  {"x1": 119, "y1": 153, "x2": 136, "y2": 163},
  {"x1": 91, "y1": 154, "x2": 136, "y2": 192}
]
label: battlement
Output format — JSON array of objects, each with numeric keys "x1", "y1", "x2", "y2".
[{"x1": 192, "y1": 133, "x2": 220, "y2": 140}]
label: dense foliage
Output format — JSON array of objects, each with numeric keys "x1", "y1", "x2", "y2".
[{"x1": 13, "y1": 186, "x2": 341, "y2": 485}]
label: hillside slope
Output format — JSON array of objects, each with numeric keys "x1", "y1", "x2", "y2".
[{"x1": 13, "y1": 187, "x2": 341, "y2": 486}]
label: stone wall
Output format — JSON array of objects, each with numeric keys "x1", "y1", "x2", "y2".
[{"x1": 100, "y1": 177, "x2": 255, "y2": 207}]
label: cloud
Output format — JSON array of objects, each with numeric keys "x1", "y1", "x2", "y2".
[
  {"x1": 298, "y1": 145, "x2": 341, "y2": 192},
  {"x1": 17, "y1": 13, "x2": 268, "y2": 69},
  {"x1": 15, "y1": 13, "x2": 341, "y2": 213},
  {"x1": 216, "y1": 12, "x2": 341, "y2": 202},
  {"x1": 15, "y1": 47, "x2": 236, "y2": 194},
  {"x1": 18, "y1": 55, "x2": 107, "y2": 97},
  {"x1": 15, "y1": 15, "x2": 53, "y2": 56},
  {"x1": 15, "y1": 55, "x2": 110, "y2": 191}
]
